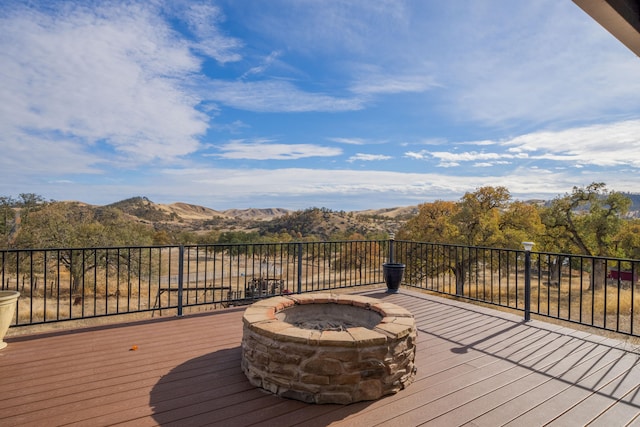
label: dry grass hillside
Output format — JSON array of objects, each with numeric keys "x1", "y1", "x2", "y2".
[
  {"x1": 222, "y1": 207, "x2": 290, "y2": 221},
  {"x1": 98, "y1": 196, "x2": 414, "y2": 239},
  {"x1": 355, "y1": 206, "x2": 419, "y2": 220},
  {"x1": 162, "y1": 202, "x2": 229, "y2": 220}
]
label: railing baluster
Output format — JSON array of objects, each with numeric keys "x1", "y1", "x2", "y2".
[
  {"x1": 297, "y1": 242, "x2": 303, "y2": 294},
  {"x1": 177, "y1": 245, "x2": 184, "y2": 317}
]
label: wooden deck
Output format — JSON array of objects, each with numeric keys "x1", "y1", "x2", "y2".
[{"x1": 2, "y1": 288, "x2": 640, "y2": 426}]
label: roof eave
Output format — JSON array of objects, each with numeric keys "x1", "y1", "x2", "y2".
[{"x1": 573, "y1": 0, "x2": 640, "y2": 57}]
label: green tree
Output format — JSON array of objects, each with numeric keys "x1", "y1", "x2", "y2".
[
  {"x1": 152, "y1": 230, "x2": 173, "y2": 246},
  {"x1": 541, "y1": 182, "x2": 631, "y2": 289},
  {"x1": 217, "y1": 231, "x2": 262, "y2": 255},
  {"x1": 217, "y1": 231, "x2": 261, "y2": 245},
  {"x1": 616, "y1": 220, "x2": 640, "y2": 260},
  {"x1": 16, "y1": 193, "x2": 47, "y2": 227},
  {"x1": 334, "y1": 233, "x2": 381, "y2": 283},
  {"x1": 542, "y1": 183, "x2": 630, "y2": 256},
  {"x1": 454, "y1": 186, "x2": 511, "y2": 247},
  {"x1": 498, "y1": 201, "x2": 545, "y2": 249},
  {"x1": 397, "y1": 200, "x2": 460, "y2": 243},
  {"x1": 397, "y1": 187, "x2": 543, "y2": 295},
  {"x1": 0, "y1": 196, "x2": 16, "y2": 248},
  {"x1": 14, "y1": 202, "x2": 154, "y2": 290},
  {"x1": 197, "y1": 230, "x2": 222, "y2": 245}
]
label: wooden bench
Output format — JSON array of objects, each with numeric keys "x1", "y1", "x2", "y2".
[
  {"x1": 221, "y1": 278, "x2": 290, "y2": 307},
  {"x1": 222, "y1": 290, "x2": 293, "y2": 307}
]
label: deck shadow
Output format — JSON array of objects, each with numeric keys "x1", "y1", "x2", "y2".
[{"x1": 150, "y1": 346, "x2": 376, "y2": 426}]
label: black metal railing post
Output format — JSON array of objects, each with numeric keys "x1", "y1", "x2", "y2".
[
  {"x1": 523, "y1": 242, "x2": 534, "y2": 322},
  {"x1": 177, "y1": 245, "x2": 184, "y2": 316},
  {"x1": 389, "y1": 233, "x2": 395, "y2": 264},
  {"x1": 297, "y1": 242, "x2": 303, "y2": 294}
]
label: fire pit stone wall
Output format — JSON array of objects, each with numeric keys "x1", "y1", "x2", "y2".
[{"x1": 241, "y1": 293, "x2": 417, "y2": 404}]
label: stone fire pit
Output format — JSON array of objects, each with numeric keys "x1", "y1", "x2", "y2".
[{"x1": 241, "y1": 293, "x2": 417, "y2": 404}]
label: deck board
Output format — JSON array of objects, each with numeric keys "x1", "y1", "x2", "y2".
[{"x1": 2, "y1": 288, "x2": 640, "y2": 426}]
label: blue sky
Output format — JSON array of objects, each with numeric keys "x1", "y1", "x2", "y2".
[{"x1": 1, "y1": 0, "x2": 640, "y2": 211}]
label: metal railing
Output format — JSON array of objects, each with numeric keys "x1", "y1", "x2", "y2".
[
  {"x1": 1, "y1": 240, "x2": 387, "y2": 326},
  {"x1": 2, "y1": 239, "x2": 640, "y2": 338},
  {"x1": 395, "y1": 240, "x2": 640, "y2": 336}
]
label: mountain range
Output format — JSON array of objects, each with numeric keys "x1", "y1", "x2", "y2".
[
  {"x1": 45, "y1": 191, "x2": 640, "y2": 241},
  {"x1": 100, "y1": 196, "x2": 418, "y2": 238}
]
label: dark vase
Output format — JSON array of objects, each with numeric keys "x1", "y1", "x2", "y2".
[{"x1": 383, "y1": 263, "x2": 405, "y2": 293}]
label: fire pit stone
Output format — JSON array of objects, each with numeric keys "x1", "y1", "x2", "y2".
[{"x1": 241, "y1": 293, "x2": 417, "y2": 404}]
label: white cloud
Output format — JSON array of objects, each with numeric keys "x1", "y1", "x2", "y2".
[
  {"x1": 203, "y1": 80, "x2": 365, "y2": 113},
  {"x1": 0, "y1": 130, "x2": 103, "y2": 177},
  {"x1": 149, "y1": 166, "x2": 630, "y2": 209},
  {"x1": 347, "y1": 153, "x2": 393, "y2": 162},
  {"x1": 0, "y1": 2, "x2": 208, "y2": 167},
  {"x1": 350, "y1": 72, "x2": 438, "y2": 95},
  {"x1": 502, "y1": 120, "x2": 640, "y2": 167},
  {"x1": 8, "y1": 158, "x2": 638, "y2": 210},
  {"x1": 181, "y1": 3, "x2": 243, "y2": 63},
  {"x1": 216, "y1": 139, "x2": 342, "y2": 160},
  {"x1": 430, "y1": 151, "x2": 518, "y2": 162},
  {"x1": 405, "y1": 119, "x2": 640, "y2": 169},
  {"x1": 439, "y1": 2, "x2": 640, "y2": 127},
  {"x1": 404, "y1": 149, "x2": 522, "y2": 166},
  {"x1": 235, "y1": 0, "x2": 409, "y2": 57},
  {"x1": 404, "y1": 151, "x2": 426, "y2": 160},
  {"x1": 240, "y1": 51, "x2": 283, "y2": 79},
  {"x1": 328, "y1": 137, "x2": 367, "y2": 145}
]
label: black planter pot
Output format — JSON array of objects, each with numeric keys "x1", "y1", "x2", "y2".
[{"x1": 383, "y1": 263, "x2": 405, "y2": 294}]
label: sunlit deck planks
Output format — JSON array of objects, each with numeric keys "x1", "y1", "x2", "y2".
[{"x1": 1, "y1": 288, "x2": 640, "y2": 426}]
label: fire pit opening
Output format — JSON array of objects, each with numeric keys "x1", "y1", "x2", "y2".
[
  {"x1": 275, "y1": 303, "x2": 382, "y2": 331},
  {"x1": 241, "y1": 293, "x2": 417, "y2": 404}
]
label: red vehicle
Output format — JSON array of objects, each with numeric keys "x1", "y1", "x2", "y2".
[{"x1": 608, "y1": 269, "x2": 638, "y2": 283}]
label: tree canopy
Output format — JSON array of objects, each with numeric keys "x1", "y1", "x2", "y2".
[
  {"x1": 13, "y1": 202, "x2": 154, "y2": 249},
  {"x1": 397, "y1": 186, "x2": 545, "y2": 250}
]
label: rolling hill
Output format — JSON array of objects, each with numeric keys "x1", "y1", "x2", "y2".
[{"x1": 99, "y1": 196, "x2": 408, "y2": 239}]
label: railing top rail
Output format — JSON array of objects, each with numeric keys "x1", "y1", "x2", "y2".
[
  {"x1": 0, "y1": 239, "x2": 390, "y2": 254},
  {"x1": 1, "y1": 238, "x2": 638, "y2": 264},
  {"x1": 393, "y1": 240, "x2": 524, "y2": 254},
  {"x1": 393, "y1": 240, "x2": 640, "y2": 263},
  {"x1": 0, "y1": 244, "x2": 181, "y2": 253}
]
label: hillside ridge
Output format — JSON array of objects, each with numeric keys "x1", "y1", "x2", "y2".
[{"x1": 84, "y1": 196, "x2": 414, "y2": 239}]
